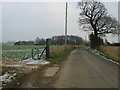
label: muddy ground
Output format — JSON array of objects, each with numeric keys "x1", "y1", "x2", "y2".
[{"x1": 16, "y1": 58, "x2": 64, "y2": 88}]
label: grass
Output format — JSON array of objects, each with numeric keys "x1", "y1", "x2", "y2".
[
  {"x1": 1, "y1": 44, "x2": 45, "y2": 50},
  {"x1": 99, "y1": 46, "x2": 119, "y2": 58},
  {"x1": 48, "y1": 46, "x2": 77, "y2": 62},
  {"x1": 50, "y1": 45, "x2": 81, "y2": 58},
  {"x1": 98, "y1": 46, "x2": 120, "y2": 63},
  {"x1": 91, "y1": 47, "x2": 120, "y2": 63},
  {"x1": 103, "y1": 53, "x2": 119, "y2": 63}
]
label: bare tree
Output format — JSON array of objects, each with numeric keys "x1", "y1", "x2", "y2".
[{"x1": 78, "y1": 1, "x2": 119, "y2": 37}]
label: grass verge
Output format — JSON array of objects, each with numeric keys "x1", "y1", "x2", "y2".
[
  {"x1": 90, "y1": 48, "x2": 120, "y2": 64},
  {"x1": 47, "y1": 47, "x2": 76, "y2": 62}
]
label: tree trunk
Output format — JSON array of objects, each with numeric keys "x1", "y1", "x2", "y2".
[
  {"x1": 93, "y1": 25, "x2": 98, "y2": 37},
  {"x1": 90, "y1": 20, "x2": 98, "y2": 37},
  {"x1": 94, "y1": 29, "x2": 98, "y2": 37}
]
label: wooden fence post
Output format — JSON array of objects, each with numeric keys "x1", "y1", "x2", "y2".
[{"x1": 46, "y1": 39, "x2": 50, "y2": 59}]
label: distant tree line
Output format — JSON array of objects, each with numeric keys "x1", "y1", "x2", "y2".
[
  {"x1": 34, "y1": 37, "x2": 45, "y2": 45},
  {"x1": 51, "y1": 35, "x2": 84, "y2": 45},
  {"x1": 111, "y1": 43, "x2": 120, "y2": 46},
  {"x1": 14, "y1": 41, "x2": 34, "y2": 45},
  {"x1": 105, "y1": 42, "x2": 120, "y2": 46},
  {"x1": 14, "y1": 35, "x2": 84, "y2": 45}
]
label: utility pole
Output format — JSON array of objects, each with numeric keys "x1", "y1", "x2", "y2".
[
  {"x1": 118, "y1": 1, "x2": 120, "y2": 43},
  {"x1": 65, "y1": 2, "x2": 68, "y2": 48},
  {"x1": 85, "y1": 35, "x2": 86, "y2": 45}
]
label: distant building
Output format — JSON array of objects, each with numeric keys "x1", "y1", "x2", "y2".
[{"x1": 14, "y1": 41, "x2": 34, "y2": 45}]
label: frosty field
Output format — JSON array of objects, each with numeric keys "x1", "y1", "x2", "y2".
[{"x1": 1, "y1": 44, "x2": 45, "y2": 60}]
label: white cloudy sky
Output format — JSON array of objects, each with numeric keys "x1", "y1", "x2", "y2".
[{"x1": 0, "y1": 1, "x2": 119, "y2": 43}]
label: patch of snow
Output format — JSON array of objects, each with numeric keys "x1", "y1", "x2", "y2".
[
  {"x1": 94, "y1": 53, "x2": 100, "y2": 55},
  {"x1": 105, "y1": 58, "x2": 119, "y2": 65},
  {"x1": 6, "y1": 65, "x2": 24, "y2": 67},
  {"x1": 0, "y1": 71, "x2": 17, "y2": 83},
  {"x1": 21, "y1": 58, "x2": 32, "y2": 63},
  {"x1": 26, "y1": 60, "x2": 49, "y2": 65},
  {"x1": 25, "y1": 66, "x2": 39, "y2": 69},
  {"x1": 22, "y1": 58, "x2": 49, "y2": 65}
]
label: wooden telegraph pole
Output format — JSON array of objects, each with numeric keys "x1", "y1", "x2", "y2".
[{"x1": 65, "y1": 2, "x2": 68, "y2": 48}]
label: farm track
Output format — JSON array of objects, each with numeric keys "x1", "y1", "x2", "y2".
[{"x1": 18, "y1": 47, "x2": 118, "y2": 88}]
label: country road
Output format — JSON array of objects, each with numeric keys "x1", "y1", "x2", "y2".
[
  {"x1": 18, "y1": 48, "x2": 118, "y2": 88},
  {"x1": 52, "y1": 48, "x2": 118, "y2": 88}
]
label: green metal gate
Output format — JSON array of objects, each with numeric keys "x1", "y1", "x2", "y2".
[{"x1": 31, "y1": 39, "x2": 50, "y2": 60}]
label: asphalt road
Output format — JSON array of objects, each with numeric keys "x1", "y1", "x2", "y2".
[{"x1": 52, "y1": 48, "x2": 118, "y2": 88}]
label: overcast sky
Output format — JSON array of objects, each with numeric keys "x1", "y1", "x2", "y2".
[{"x1": 1, "y1": 1, "x2": 119, "y2": 43}]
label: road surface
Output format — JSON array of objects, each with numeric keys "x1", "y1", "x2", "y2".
[
  {"x1": 52, "y1": 48, "x2": 118, "y2": 88},
  {"x1": 18, "y1": 48, "x2": 118, "y2": 88}
]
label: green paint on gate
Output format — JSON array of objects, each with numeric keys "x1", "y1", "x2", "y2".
[
  {"x1": 31, "y1": 39, "x2": 51, "y2": 60},
  {"x1": 46, "y1": 39, "x2": 51, "y2": 59}
]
